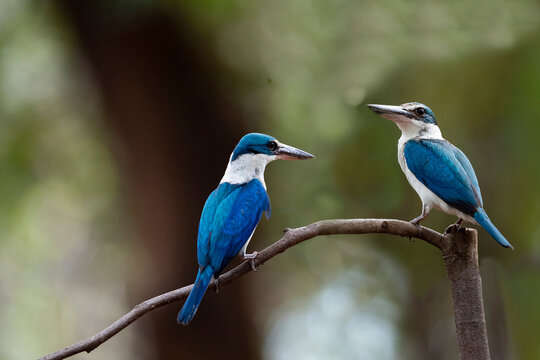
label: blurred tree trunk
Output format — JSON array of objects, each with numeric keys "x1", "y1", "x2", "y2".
[{"x1": 56, "y1": 2, "x2": 260, "y2": 359}]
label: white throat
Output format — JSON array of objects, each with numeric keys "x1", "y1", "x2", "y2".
[
  {"x1": 396, "y1": 120, "x2": 443, "y2": 142},
  {"x1": 220, "y1": 153, "x2": 276, "y2": 189}
]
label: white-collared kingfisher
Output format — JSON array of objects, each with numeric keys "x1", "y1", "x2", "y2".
[
  {"x1": 177, "y1": 133, "x2": 314, "y2": 325},
  {"x1": 367, "y1": 102, "x2": 512, "y2": 249}
]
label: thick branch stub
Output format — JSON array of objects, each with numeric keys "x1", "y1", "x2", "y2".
[{"x1": 442, "y1": 228, "x2": 490, "y2": 360}]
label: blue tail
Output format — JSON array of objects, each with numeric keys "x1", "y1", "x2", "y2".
[
  {"x1": 474, "y1": 208, "x2": 513, "y2": 249},
  {"x1": 177, "y1": 266, "x2": 214, "y2": 325}
]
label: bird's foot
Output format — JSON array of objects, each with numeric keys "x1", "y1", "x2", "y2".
[
  {"x1": 213, "y1": 277, "x2": 220, "y2": 293},
  {"x1": 445, "y1": 219, "x2": 463, "y2": 235},
  {"x1": 240, "y1": 251, "x2": 259, "y2": 272},
  {"x1": 409, "y1": 220, "x2": 422, "y2": 240},
  {"x1": 445, "y1": 224, "x2": 459, "y2": 235}
]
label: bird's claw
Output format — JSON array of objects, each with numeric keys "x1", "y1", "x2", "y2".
[
  {"x1": 409, "y1": 221, "x2": 422, "y2": 240},
  {"x1": 445, "y1": 222, "x2": 463, "y2": 235},
  {"x1": 445, "y1": 224, "x2": 457, "y2": 235},
  {"x1": 241, "y1": 251, "x2": 259, "y2": 272},
  {"x1": 249, "y1": 259, "x2": 259, "y2": 272},
  {"x1": 445, "y1": 218, "x2": 463, "y2": 235}
]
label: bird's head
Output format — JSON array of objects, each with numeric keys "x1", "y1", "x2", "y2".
[
  {"x1": 367, "y1": 102, "x2": 440, "y2": 138},
  {"x1": 231, "y1": 133, "x2": 315, "y2": 162}
]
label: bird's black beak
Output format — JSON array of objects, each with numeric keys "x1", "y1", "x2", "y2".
[
  {"x1": 367, "y1": 104, "x2": 414, "y2": 123},
  {"x1": 275, "y1": 143, "x2": 315, "y2": 160}
]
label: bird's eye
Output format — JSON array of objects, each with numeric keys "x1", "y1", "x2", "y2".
[
  {"x1": 415, "y1": 108, "x2": 425, "y2": 116},
  {"x1": 267, "y1": 141, "x2": 278, "y2": 151}
]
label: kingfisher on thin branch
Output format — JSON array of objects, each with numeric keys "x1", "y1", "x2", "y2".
[
  {"x1": 368, "y1": 102, "x2": 512, "y2": 249},
  {"x1": 177, "y1": 133, "x2": 314, "y2": 325}
]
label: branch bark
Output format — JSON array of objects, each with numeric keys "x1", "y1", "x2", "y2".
[
  {"x1": 443, "y1": 227, "x2": 490, "y2": 360},
  {"x1": 38, "y1": 219, "x2": 489, "y2": 360}
]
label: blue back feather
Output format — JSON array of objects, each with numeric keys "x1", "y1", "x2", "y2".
[
  {"x1": 404, "y1": 139, "x2": 482, "y2": 215},
  {"x1": 197, "y1": 179, "x2": 270, "y2": 276},
  {"x1": 179, "y1": 179, "x2": 270, "y2": 324}
]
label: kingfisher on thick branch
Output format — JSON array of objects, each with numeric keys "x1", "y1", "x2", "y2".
[
  {"x1": 177, "y1": 133, "x2": 314, "y2": 325},
  {"x1": 368, "y1": 102, "x2": 512, "y2": 249}
]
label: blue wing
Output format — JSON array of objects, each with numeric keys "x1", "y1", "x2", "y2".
[
  {"x1": 196, "y1": 183, "x2": 239, "y2": 267},
  {"x1": 197, "y1": 179, "x2": 270, "y2": 276},
  {"x1": 404, "y1": 139, "x2": 483, "y2": 215}
]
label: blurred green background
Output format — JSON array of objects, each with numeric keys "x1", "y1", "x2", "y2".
[{"x1": 1, "y1": 0, "x2": 539, "y2": 359}]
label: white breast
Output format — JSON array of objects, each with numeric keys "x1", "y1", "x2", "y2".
[{"x1": 220, "y1": 153, "x2": 275, "y2": 189}]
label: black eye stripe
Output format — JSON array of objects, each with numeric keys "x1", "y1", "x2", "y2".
[{"x1": 267, "y1": 141, "x2": 278, "y2": 151}]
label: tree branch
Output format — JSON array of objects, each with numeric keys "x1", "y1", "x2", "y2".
[
  {"x1": 443, "y1": 227, "x2": 490, "y2": 360},
  {"x1": 38, "y1": 218, "x2": 488, "y2": 360}
]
